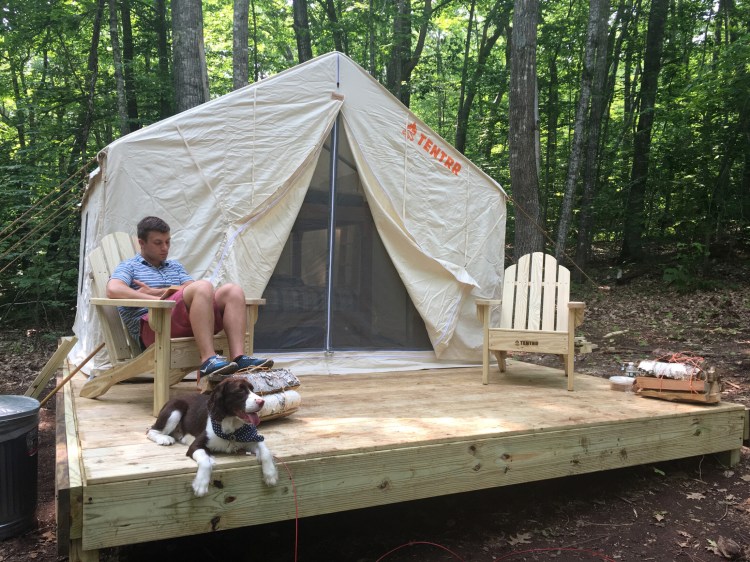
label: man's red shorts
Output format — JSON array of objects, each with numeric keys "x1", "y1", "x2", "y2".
[{"x1": 139, "y1": 287, "x2": 223, "y2": 348}]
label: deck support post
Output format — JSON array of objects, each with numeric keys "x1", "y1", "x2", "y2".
[
  {"x1": 69, "y1": 539, "x2": 100, "y2": 562},
  {"x1": 714, "y1": 448, "x2": 741, "y2": 468}
]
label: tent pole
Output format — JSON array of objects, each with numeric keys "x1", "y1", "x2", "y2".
[{"x1": 325, "y1": 116, "x2": 340, "y2": 354}]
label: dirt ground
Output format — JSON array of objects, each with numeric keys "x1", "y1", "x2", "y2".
[{"x1": 1, "y1": 260, "x2": 749, "y2": 562}]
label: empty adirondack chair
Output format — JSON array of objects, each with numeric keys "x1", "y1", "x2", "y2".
[
  {"x1": 79, "y1": 232, "x2": 265, "y2": 415},
  {"x1": 475, "y1": 252, "x2": 585, "y2": 390}
]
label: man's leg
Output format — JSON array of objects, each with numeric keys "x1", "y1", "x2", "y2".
[
  {"x1": 215, "y1": 284, "x2": 273, "y2": 368},
  {"x1": 214, "y1": 283, "x2": 246, "y2": 360},
  {"x1": 181, "y1": 280, "x2": 220, "y2": 363}
]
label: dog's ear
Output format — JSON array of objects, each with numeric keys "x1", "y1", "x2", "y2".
[{"x1": 207, "y1": 379, "x2": 229, "y2": 416}]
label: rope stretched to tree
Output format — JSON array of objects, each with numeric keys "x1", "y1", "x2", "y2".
[
  {"x1": 0, "y1": 186, "x2": 79, "y2": 247},
  {"x1": 0, "y1": 201, "x2": 76, "y2": 266},
  {"x1": 0, "y1": 158, "x2": 95, "y2": 244},
  {"x1": 0, "y1": 210, "x2": 80, "y2": 276},
  {"x1": 505, "y1": 191, "x2": 604, "y2": 289}
]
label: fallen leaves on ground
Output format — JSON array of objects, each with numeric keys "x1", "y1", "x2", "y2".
[{"x1": 507, "y1": 532, "x2": 532, "y2": 546}]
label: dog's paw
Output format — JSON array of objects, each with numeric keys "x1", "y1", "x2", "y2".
[
  {"x1": 263, "y1": 464, "x2": 279, "y2": 487},
  {"x1": 147, "y1": 430, "x2": 175, "y2": 446},
  {"x1": 192, "y1": 475, "x2": 210, "y2": 497}
]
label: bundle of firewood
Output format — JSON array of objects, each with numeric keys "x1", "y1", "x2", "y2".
[
  {"x1": 201, "y1": 368, "x2": 302, "y2": 420},
  {"x1": 633, "y1": 355, "x2": 719, "y2": 404}
]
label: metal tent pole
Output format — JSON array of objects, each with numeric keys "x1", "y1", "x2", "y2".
[{"x1": 324, "y1": 116, "x2": 340, "y2": 354}]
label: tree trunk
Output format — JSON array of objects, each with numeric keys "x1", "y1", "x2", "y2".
[
  {"x1": 69, "y1": 0, "x2": 106, "y2": 174},
  {"x1": 293, "y1": 0, "x2": 313, "y2": 63},
  {"x1": 9, "y1": 60, "x2": 26, "y2": 150},
  {"x1": 483, "y1": 27, "x2": 511, "y2": 162},
  {"x1": 109, "y1": 0, "x2": 129, "y2": 135},
  {"x1": 386, "y1": 0, "x2": 432, "y2": 107},
  {"x1": 455, "y1": 0, "x2": 476, "y2": 151},
  {"x1": 154, "y1": 0, "x2": 172, "y2": 118},
  {"x1": 387, "y1": 0, "x2": 411, "y2": 104},
  {"x1": 251, "y1": 0, "x2": 259, "y2": 82},
  {"x1": 31, "y1": 36, "x2": 50, "y2": 148},
  {"x1": 455, "y1": 0, "x2": 510, "y2": 155},
  {"x1": 596, "y1": 0, "x2": 630, "y2": 178},
  {"x1": 233, "y1": 0, "x2": 249, "y2": 89},
  {"x1": 742, "y1": 102, "x2": 750, "y2": 208},
  {"x1": 435, "y1": 32, "x2": 447, "y2": 134},
  {"x1": 620, "y1": 0, "x2": 669, "y2": 261},
  {"x1": 554, "y1": 0, "x2": 607, "y2": 260},
  {"x1": 542, "y1": 55, "x2": 558, "y2": 226},
  {"x1": 706, "y1": 0, "x2": 744, "y2": 250},
  {"x1": 172, "y1": 0, "x2": 209, "y2": 113},
  {"x1": 325, "y1": 0, "x2": 344, "y2": 53},
  {"x1": 575, "y1": 0, "x2": 611, "y2": 280},
  {"x1": 120, "y1": 0, "x2": 140, "y2": 130},
  {"x1": 509, "y1": 0, "x2": 544, "y2": 259},
  {"x1": 611, "y1": 0, "x2": 639, "y2": 212},
  {"x1": 368, "y1": 0, "x2": 376, "y2": 76}
]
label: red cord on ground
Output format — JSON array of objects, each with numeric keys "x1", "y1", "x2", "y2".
[
  {"x1": 375, "y1": 541, "x2": 466, "y2": 561},
  {"x1": 275, "y1": 457, "x2": 299, "y2": 562}
]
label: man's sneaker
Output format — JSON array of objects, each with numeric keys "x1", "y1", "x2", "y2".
[
  {"x1": 199, "y1": 355, "x2": 238, "y2": 378},
  {"x1": 233, "y1": 355, "x2": 274, "y2": 369}
]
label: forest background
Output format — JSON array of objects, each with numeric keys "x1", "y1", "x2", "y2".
[{"x1": 1, "y1": 0, "x2": 749, "y2": 332}]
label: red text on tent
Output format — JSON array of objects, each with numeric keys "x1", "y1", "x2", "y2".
[{"x1": 402, "y1": 122, "x2": 462, "y2": 176}]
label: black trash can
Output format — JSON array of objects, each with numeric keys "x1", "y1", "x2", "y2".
[{"x1": 0, "y1": 395, "x2": 40, "y2": 540}]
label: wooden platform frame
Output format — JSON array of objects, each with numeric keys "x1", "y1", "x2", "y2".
[{"x1": 56, "y1": 361, "x2": 749, "y2": 561}]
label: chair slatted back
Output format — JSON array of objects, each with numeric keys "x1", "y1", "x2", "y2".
[
  {"x1": 89, "y1": 233, "x2": 142, "y2": 361},
  {"x1": 500, "y1": 252, "x2": 570, "y2": 332}
]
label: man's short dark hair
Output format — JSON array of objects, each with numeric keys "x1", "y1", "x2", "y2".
[{"x1": 137, "y1": 216, "x2": 170, "y2": 241}]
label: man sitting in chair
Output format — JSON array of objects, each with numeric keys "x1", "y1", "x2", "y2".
[{"x1": 106, "y1": 216, "x2": 273, "y2": 378}]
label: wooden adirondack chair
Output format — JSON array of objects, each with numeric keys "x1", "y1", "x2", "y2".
[
  {"x1": 79, "y1": 232, "x2": 265, "y2": 415},
  {"x1": 475, "y1": 252, "x2": 585, "y2": 390}
]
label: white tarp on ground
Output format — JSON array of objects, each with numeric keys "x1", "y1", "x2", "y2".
[{"x1": 71, "y1": 52, "x2": 507, "y2": 376}]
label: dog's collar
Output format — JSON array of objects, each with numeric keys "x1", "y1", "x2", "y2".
[{"x1": 210, "y1": 417, "x2": 264, "y2": 442}]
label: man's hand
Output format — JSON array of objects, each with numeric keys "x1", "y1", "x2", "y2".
[
  {"x1": 133, "y1": 280, "x2": 167, "y2": 297},
  {"x1": 106, "y1": 278, "x2": 191, "y2": 300},
  {"x1": 106, "y1": 278, "x2": 161, "y2": 300}
]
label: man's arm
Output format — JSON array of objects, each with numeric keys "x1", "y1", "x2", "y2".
[
  {"x1": 106, "y1": 278, "x2": 162, "y2": 300},
  {"x1": 106, "y1": 278, "x2": 194, "y2": 299}
]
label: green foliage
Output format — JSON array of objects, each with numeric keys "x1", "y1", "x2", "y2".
[
  {"x1": 1, "y1": 0, "x2": 750, "y2": 327},
  {"x1": 661, "y1": 242, "x2": 719, "y2": 293}
]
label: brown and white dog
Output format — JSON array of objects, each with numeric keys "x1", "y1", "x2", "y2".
[{"x1": 147, "y1": 378, "x2": 278, "y2": 496}]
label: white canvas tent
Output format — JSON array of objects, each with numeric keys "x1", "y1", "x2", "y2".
[{"x1": 71, "y1": 52, "x2": 507, "y2": 376}]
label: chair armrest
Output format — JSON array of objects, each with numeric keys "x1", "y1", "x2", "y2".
[
  {"x1": 91, "y1": 297, "x2": 177, "y2": 309},
  {"x1": 475, "y1": 299, "x2": 502, "y2": 325},
  {"x1": 568, "y1": 301, "x2": 585, "y2": 327},
  {"x1": 475, "y1": 299, "x2": 503, "y2": 307},
  {"x1": 245, "y1": 298, "x2": 266, "y2": 306}
]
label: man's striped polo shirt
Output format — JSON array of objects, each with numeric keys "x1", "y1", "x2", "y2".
[{"x1": 110, "y1": 254, "x2": 193, "y2": 342}]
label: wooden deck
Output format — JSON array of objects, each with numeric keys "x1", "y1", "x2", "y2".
[{"x1": 56, "y1": 360, "x2": 749, "y2": 561}]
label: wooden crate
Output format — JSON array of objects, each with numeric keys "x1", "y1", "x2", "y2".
[{"x1": 634, "y1": 375, "x2": 721, "y2": 404}]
